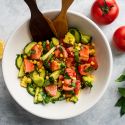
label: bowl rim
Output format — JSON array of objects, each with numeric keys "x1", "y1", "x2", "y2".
[{"x1": 2, "y1": 9, "x2": 113, "y2": 120}]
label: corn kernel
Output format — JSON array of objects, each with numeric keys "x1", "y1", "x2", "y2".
[
  {"x1": 33, "y1": 60, "x2": 37, "y2": 64},
  {"x1": 46, "y1": 76, "x2": 49, "y2": 79},
  {"x1": 23, "y1": 55, "x2": 27, "y2": 58},
  {"x1": 52, "y1": 52, "x2": 54, "y2": 55},
  {"x1": 46, "y1": 40, "x2": 49, "y2": 45},
  {"x1": 60, "y1": 53, "x2": 63, "y2": 57},
  {"x1": 78, "y1": 43, "x2": 81, "y2": 46},
  {"x1": 38, "y1": 41, "x2": 42, "y2": 45}
]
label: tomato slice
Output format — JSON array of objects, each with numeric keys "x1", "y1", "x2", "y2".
[
  {"x1": 62, "y1": 85, "x2": 74, "y2": 91},
  {"x1": 64, "y1": 79, "x2": 72, "y2": 86},
  {"x1": 65, "y1": 68, "x2": 76, "y2": 78},
  {"x1": 24, "y1": 59, "x2": 34, "y2": 73},
  {"x1": 78, "y1": 64, "x2": 90, "y2": 75},
  {"x1": 45, "y1": 85, "x2": 57, "y2": 96},
  {"x1": 74, "y1": 80, "x2": 81, "y2": 95},
  {"x1": 88, "y1": 57, "x2": 98, "y2": 70},
  {"x1": 54, "y1": 49, "x2": 61, "y2": 58},
  {"x1": 79, "y1": 45, "x2": 89, "y2": 61},
  {"x1": 30, "y1": 44, "x2": 42, "y2": 60},
  {"x1": 66, "y1": 57, "x2": 75, "y2": 67},
  {"x1": 50, "y1": 61, "x2": 60, "y2": 71}
]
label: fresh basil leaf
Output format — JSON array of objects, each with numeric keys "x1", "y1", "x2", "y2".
[
  {"x1": 119, "y1": 88, "x2": 125, "y2": 97},
  {"x1": 120, "y1": 103, "x2": 125, "y2": 117},
  {"x1": 115, "y1": 96, "x2": 125, "y2": 107},
  {"x1": 116, "y1": 74, "x2": 125, "y2": 82},
  {"x1": 71, "y1": 82, "x2": 76, "y2": 87},
  {"x1": 64, "y1": 72, "x2": 71, "y2": 79}
]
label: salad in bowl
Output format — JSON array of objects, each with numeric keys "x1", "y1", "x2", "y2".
[{"x1": 16, "y1": 28, "x2": 98, "y2": 104}]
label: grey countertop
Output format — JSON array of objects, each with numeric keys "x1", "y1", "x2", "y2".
[{"x1": 0, "y1": 0, "x2": 125, "y2": 125}]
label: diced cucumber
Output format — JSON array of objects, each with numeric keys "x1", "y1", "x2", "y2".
[
  {"x1": 18, "y1": 63, "x2": 25, "y2": 78},
  {"x1": 52, "y1": 37, "x2": 59, "y2": 46},
  {"x1": 50, "y1": 70, "x2": 61, "y2": 80},
  {"x1": 74, "y1": 50, "x2": 79, "y2": 63},
  {"x1": 15, "y1": 55, "x2": 23, "y2": 69},
  {"x1": 41, "y1": 47, "x2": 56, "y2": 61},
  {"x1": 27, "y1": 83, "x2": 36, "y2": 96},
  {"x1": 37, "y1": 93, "x2": 43, "y2": 102},
  {"x1": 69, "y1": 28, "x2": 81, "y2": 43},
  {"x1": 81, "y1": 34, "x2": 92, "y2": 44},
  {"x1": 24, "y1": 42, "x2": 37, "y2": 55},
  {"x1": 34, "y1": 87, "x2": 43, "y2": 104}
]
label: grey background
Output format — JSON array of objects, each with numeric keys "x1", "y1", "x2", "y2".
[{"x1": 0, "y1": 0, "x2": 125, "y2": 125}]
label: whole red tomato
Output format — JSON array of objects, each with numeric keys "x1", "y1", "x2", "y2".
[
  {"x1": 91, "y1": 0, "x2": 119, "y2": 25},
  {"x1": 113, "y1": 26, "x2": 125, "y2": 51}
]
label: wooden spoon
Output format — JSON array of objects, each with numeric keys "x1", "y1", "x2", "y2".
[
  {"x1": 53, "y1": 0, "x2": 74, "y2": 38},
  {"x1": 24, "y1": 0, "x2": 57, "y2": 42}
]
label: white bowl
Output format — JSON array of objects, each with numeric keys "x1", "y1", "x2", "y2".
[{"x1": 2, "y1": 10, "x2": 113, "y2": 120}]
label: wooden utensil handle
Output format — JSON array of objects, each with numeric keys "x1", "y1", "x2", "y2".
[
  {"x1": 61, "y1": 0, "x2": 74, "y2": 14},
  {"x1": 24, "y1": 0, "x2": 40, "y2": 15}
]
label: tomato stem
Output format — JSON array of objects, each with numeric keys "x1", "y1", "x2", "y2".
[{"x1": 99, "y1": 0, "x2": 114, "y2": 15}]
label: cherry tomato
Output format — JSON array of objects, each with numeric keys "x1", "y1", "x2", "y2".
[
  {"x1": 50, "y1": 61, "x2": 60, "y2": 71},
  {"x1": 78, "y1": 64, "x2": 90, "y2": 75},
  {"x1": 88, "y1": 57, "x2": 98, "y2": 70},
  {"x1": 113, "y1": 26, "x2": 125, "y2": 51},
  {"x1": 65, "y1": 68, "x2": 76, "y2": 78},
  {"x1": 66, "y1": 57, "x2": 75, "y2": 67},
  {"x1": 62, "y1": 85, "x2": 74, "y2": 91},
  {"x1": 64, "y1": 79, "x2": 72, "y2": 86},
  {"x1": 91, "y1": 0, "x2": 119, "y2": 25},
  {"x1": 74, "y1": 80, "x2": 81, "y2": 95}
]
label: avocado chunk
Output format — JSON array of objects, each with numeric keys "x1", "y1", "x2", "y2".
[
  {"x1": 32, "y1": 71, "x2": 44, "y2": 87},
  {"x1": 50, "y1": 70, "x2": 61, "y2": 80},
  {"x1": 63, "y1": 32, "x2": 75, "y2": 45},
  {"x1": 70, "y1": 96, "x2": 78, "y2": 103},
  {"x1": 82, "y1": 75, "x2": 94, "y2": 88},
  {"x1": 52, "y1": 37, "x2": 59, "y2": 46}
]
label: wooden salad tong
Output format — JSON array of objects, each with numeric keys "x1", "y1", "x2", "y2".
[{"x1": 24, "y1": 0, "x2": 57, "y2": 42}]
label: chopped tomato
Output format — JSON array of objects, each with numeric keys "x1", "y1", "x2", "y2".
[
  {"x1": 64, "y1": 79, "x2": 72, "y2": 86},
  {"x1": 79, "y1": 45, "x2": 89, "y2": 61},
  {"x1": 50, "y1": 61, "x2": 60, "y2": 71},
  {"x1": 62, "y1": 85, "x2": 74, "y2": 91},
  {"x1": 59, "y1": 75, "x2": 64, "y2": 81},
  {"x1": 66, "y1": 57, "x2": 75, "y2": 67},
  {"x1": 54, "y1": 49, "x2": 61, "y2": 58},
  {"x1": 78, "y1": 64, "x2": 90, "y2": 75},
  {"x1": 45, "y1": 85, "x2": 57, "y2": 96},
  {"x1": 66, "y1": 47, "x2": 74, "y2": 57},
  {"x1": 74, "y1": 80, "x2": 81, "y2": 95},
  {"x1": 65, "y1": 68, "x2": 76, "y2": 78},
  {"x1": 88, "y1": 57, "x2": 98, "y2": 70},
  {"x1": 24, "y1": 59, "x2": 34, "y2": 73},
  {"x1": 30, "y1": 44, "x2": 42, "y2": 60}
]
